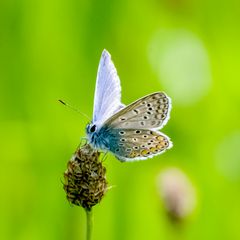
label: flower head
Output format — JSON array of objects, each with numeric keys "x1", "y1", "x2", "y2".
[{"x1": 63, "y1": 144, "x2": 107, "y2": 210}]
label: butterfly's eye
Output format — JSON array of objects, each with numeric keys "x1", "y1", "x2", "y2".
[{"x1": 90, "y1": 124, "x2": 96, "y2": 133}]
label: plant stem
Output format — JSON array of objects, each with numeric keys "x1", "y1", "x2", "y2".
[{"x1": 85, "y1": 209, "x2": 93, "y2": 240}]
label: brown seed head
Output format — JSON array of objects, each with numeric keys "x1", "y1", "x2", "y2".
[{"x1": 63, "y1": 144, "x2": 107, "y2": 210}]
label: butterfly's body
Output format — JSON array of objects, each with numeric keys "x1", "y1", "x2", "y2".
[
  {"x1": 86, "y1": 50, "x2": 172, "y2": 162},
  {"x1": 86, "y1": 125, "x2": 111, "y2": 151}
]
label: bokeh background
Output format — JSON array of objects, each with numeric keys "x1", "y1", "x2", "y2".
[{"x1": 1, "y1": 0, "x2": 240, "y2": 239}]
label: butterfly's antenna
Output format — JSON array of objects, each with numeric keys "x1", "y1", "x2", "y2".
[{"x1": 58, "y1": 99, "x2": 91, "y2": 122}]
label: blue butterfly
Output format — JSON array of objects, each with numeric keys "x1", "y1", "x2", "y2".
[{"x1": 86, "y1": 50, "x2": 172, "y2": 162}]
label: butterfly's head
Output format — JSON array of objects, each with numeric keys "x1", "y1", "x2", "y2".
[
  {"x1": 86, "y1": 122, "x2": 97, "y2": 134},
  {"x1": 86, "y1": 122, "x2": 98, "y2": 141}
]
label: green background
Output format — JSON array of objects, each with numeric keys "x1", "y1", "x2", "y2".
[{"x1": 1, "y1": 0, "x2": 240, "y2": 239}]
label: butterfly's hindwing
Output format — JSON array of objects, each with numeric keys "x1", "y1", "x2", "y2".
[
  {"x1": 104, "y1": 128, "x2": 172, "y2": 162},
  {"x1": 105, "y1": 92, "x2": 171, "y2": 130}
]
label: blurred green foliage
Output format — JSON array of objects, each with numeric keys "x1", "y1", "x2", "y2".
[{"x1": 0, "y1": 0, "x2": 240, "y2": 239}]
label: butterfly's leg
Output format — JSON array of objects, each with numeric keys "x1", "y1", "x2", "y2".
[
  {"x1": 78, "y1": 136, "x2": 88, "y2": 147},
  {"x1": 101, "y1": 151, "x2": 108, "y2": 162}
]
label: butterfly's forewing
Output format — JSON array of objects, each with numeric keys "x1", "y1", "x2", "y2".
[
  {"x1": 104, "y1": 92, "x2": 171, "y2": 130},
  {"x1": 93, "y1": 50, "x2": 124, "y2": 128},
  {"x1": 107, "y1": 129, "x2": 172, "y2": 162}
]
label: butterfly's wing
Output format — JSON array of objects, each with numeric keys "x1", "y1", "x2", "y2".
[
  {"x1": 93, "y1": 49, "x2": 124, "y2": 128},
  {"x1": 101, "y1": 92, "x2": 172, "y2": 161},
  {"x1": 106, "y1": 128, "x2": 172, "y2": 162},
  {"x1": 104, "y1": 92, "x2": 171, "y2": 130}
]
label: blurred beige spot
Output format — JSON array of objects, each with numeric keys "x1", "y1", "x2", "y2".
[
  {"x1": 157, "y1": 167, "x2": 196, "y2": 221},
  {"x1": 149, "y1": 29, "x2": 212, "y2": 105}
]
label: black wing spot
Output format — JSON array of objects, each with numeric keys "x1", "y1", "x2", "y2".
[{"x1": 133, "y1": 109, "x2": 139, "y2": 114}]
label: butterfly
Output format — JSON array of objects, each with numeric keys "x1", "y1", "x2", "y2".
[{"x1": 86, "y1": 49, "x2": 172, "y2": 162}]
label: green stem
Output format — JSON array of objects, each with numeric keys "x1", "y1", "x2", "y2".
[{"x1": 85, "y1": 209, "x2": 93, "y2": 240}]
